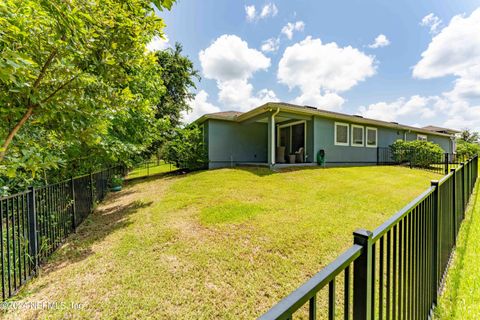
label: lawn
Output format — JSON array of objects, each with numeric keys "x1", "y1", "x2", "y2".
[
  {"x1": 126, "y1": 161, "x2": 176, "y2": 179},
  {"x1": 436, "y1": 181, "x2": 480, "y2": 319},
  {"x1": 4, "y1": 166, "x2": 440, "y2": 319}
]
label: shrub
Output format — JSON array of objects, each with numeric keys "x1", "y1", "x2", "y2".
[
  {"x1": 390, "y1": 139, "x2": 444, "y2": 168},
  {"x1": 456, "y1": 140, "x2": 480, "y2": 160},
  {"x1": 161, "y1": 125, "x2": 208, "y2": 170}
]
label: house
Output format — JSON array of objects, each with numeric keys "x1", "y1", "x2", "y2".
[{"x1": 194, "y1": 102, "x2": 457, "y2": 169}]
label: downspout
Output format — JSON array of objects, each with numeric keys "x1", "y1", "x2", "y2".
[{"x1": 271, "y1": 107, "x2": 280, "y2": 167}]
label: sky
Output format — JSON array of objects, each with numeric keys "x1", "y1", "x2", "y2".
[{"x1": 152, "y1": 0, "x2": 480, "y2": 130}]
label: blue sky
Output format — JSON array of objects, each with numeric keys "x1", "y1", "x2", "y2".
[{"x1": 153, "y1": 1, "x2": 480, "y2": 129}]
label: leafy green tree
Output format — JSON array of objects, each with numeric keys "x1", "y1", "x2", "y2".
[
  {"x1": 0, "y1": 0, "x2": 175, "y2": 186},
  {"x1": 155, "y1": 43, "x2": 200, "y2": 126},
  {"x1": 456, "y1": 140, "x2": 480, "y2": 160},
  {"x1": 161, "y1": 125, "x2": 207, "y2": 170},
  {"x1": 460, "y1": 129, "x2": 480, "y2": 144}
]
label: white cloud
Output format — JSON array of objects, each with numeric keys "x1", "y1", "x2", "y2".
[
  {"x1": 292, "y1": 92, "x2": 345, "y2": 110},
  {"x1": 261, "y1": 37, "x2": 280, "y2": 53},
  {"x1": 411, "y1": 9, "x2": 480, "y2": 130},
  {"x1": 420, "y1": 13, "x2": 442, "y2": 34},
  {"x1": 413, "y1": 9, "x2": 480, "y2": 79},
  {"x1": 281, "y1": 21, "x2": 305, "y2": 40},
  {"x1": 358, "y1": 95, "x2": 437, "y2": 122},
  {"x1": 278, "y1": 36, "x2": 375, "y2": 110},
  {"x1": 245, "y1": 3, "x2": 277, "y2": 22},
  {"x1": 368, "y1": 34, "x2": 390, "y2": 48},
  {"x1": 199, "y1": 34, "x2": 277, "y2": 111},
  {"x1": 182, "y1": 90, "x2": 220, "y2": 124},
  {"x1": 245, "y1": 5, "x2": 256, "y2": 22},
  {"x1": 199, "y1": 34, "x2": 270, "y2": 82},
  {"x1": 146, "y1": 35, "x2": 169, "y2": 51},
  {"x1": 260, "y1": 3, "x2": 278, "y2": 19}
]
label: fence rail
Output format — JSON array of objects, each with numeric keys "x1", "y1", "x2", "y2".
[
  {"x1": 0, "y1": 166, "x2": 125, "y2": 300},
  {"x1": 260, "y1": 155, "x2": 478, "y2": 319},
  {"x1": 377, "y1": 147, "x2": 468, "y2": 175}
]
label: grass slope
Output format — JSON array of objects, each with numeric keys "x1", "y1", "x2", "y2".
[
  {"x1": 4, "y1": 166, "x2": 439, "y2": 319},
  {"x1": 126, "y1": 161, "x2": 175, "y2": 180},
  {"x1": 436, "y1": 183, "x2": 480, "y2": 319}
]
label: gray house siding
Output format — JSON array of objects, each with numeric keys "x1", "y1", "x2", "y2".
[
  {"x1": 207, "y1": 119, "x2": 268, "y2": 169},
  {"x1": 312, "y1": 116, "x2": 453, "y2": 166},
  {"x1": 404, "y1": 131, "x2": 452, "y2": 153},
  {"x1": 203, "y1": 114, "x2": 454, "y2": 169},
  {"x1": 313, "y1": 117, "x2": 397, "y2": 165}
]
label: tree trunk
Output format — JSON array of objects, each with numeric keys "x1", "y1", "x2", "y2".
[{"x1": 0, "y1": 106, "x2": 35, "y2": 162}]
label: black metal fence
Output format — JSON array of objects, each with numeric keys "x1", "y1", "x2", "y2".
[
  {"x1": 377, "y1": 147, "x2": 469, "y2": 175},
  {"x1": 126, "y1": 159, "x2": 176, "y2": 180},
  {"x1": 260, "y1": 155, "x2": 478, "y2": 320},
  {"x1": 0, "y1": 166, "x2": 124, "y2": 300}
]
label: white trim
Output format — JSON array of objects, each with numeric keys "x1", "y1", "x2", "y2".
[
  {"x1": 351, "y1": 124, "x2": 364, "y2": 147},
  {"x1": 334, "y1": 122, "x2": 349, "y2": 146},
  {"x1": 365, "y1": 127, "x2": 377, "y2": 148},
  {"x1": 417, "y1": 134, "x2": 427, "y2": 141}
]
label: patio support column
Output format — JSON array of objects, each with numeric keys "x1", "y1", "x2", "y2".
[
  {"x1": 268, "y1": 108, "x2": 280, "y2": 168},
  {"x1": 268, "y1": 113, "x2": 274, "y2": 167}
]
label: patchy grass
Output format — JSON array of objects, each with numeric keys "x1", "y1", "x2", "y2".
[
  {"x1": 4, "y1": 166, "x2": 440, "y2": 319},
  {"x1": 436, "y1": 182, "x2": 480, "y2": 319},
  {"x1": 126, "y1": 161, "x2": 175, "y2": 179}
]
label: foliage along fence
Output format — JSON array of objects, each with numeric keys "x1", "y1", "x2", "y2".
[
  {"x1": 126, "y1": 159, "x2": 176, "y2": 180},
  {"x1": 0, "y1": 166, "x2": 125, "y2": 300},
  {"x1": 259, "y1": 155, "x2": 478, "y2": 320},
  {"x1": 377, "y1": 147, "x2": 468, "y2": 175}
]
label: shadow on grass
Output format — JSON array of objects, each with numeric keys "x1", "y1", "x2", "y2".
[{"x1": 29, "y1": 193, "x2": 153, "y2": 285}]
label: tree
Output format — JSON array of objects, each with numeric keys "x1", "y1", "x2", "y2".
[
  {"x1": 0, "y1": 0, "x2": 175, "y2": 185},
  {"x1": 154, "y1": 43, "x2": 200, "y2": 126},
  {"x1": 460, "y1": 129, "x2": 480, "y2": 144},
  {"x1": 161, "y1": 125, "x2": 207, "y2": 170},
  {"x1": 457, "y1": 129, "x2": 480, "y2": 159}
]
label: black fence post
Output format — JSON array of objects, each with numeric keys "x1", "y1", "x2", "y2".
[
  {"x1": 460, "y1": 162, "x2": 465, "y2": 212},
  {"x1": 70, "y1": 177, "x2": 76, "y2": 232},
  {"x1": 376, "y1": 147, "x2": 379, "y2": 165},
  {"x1": 27, "y1": 187, "x2": 39, "y2": 273},
  {"x1": 431, "y1": 180, "x2": 440, "y2": 305},
  {"x1": 451, "y1": 168, "x2": 457, "y2": 242},
  {"x1": 89, "y1": 172, "x2": 94, "y2": 209},
  {"x1": 444, "y1": 153, "x2": 449, "y2": 175},
  {"x1": 353, "y1": 229, "x2": 373, "y2": 320}
]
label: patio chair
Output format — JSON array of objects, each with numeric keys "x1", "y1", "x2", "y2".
[
  {"x1": 295, "y1": 147, "x2": 304, "y2": 163},
  {"x1": 276, "y1": 146, "x2": 286, "y2": 163}
]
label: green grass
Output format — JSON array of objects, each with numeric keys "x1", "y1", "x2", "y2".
[
  {"x1": 126, "y1": 161, "x2": 175, "y2": 179},
  {"x1": 436, "y1": 182, "x2": 480, "y2": 319},
  {"x1": 4, "y1": 166, "x2": 440, "y2": 319}
]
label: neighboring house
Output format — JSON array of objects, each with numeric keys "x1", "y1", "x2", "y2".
[{"x1": 194, "y1": 102, "x2": 457, "y2": 169}]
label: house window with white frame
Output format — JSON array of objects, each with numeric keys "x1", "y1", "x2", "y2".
[
  {"x1": 417, "y1": 134, "x2": 427, "y2": 141},
  {"x1": 351, "y1": 125, "x2": 364, "y2": 147},
  {"x1": 335, "y1": 122, "x2": 349, "y2": 146},
  {"x1": 366, "y1": 127, "x2": 377, "y2": 148}
]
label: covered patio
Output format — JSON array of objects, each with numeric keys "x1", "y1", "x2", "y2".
[{"x1": 235, "y1": 106, "x2": 315, "y2": 168}]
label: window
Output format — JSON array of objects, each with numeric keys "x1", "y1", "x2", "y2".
[
  {"x1": 351, "y1": 125, "x2": 364, "y2": 147},
  {"x1": 366, "y1": 127, "x2": 377, "y2": 148},
  {"x1": 417, "y1": 134, "x2": 427, "y2": 141},
  {"x1": 334, "y1": 122, "x2": 349, "y2": 146}
]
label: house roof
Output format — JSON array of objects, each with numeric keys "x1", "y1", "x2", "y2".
[
  {"x1": 421, "y1": 125, "x2": 461, "y2": 135},
  {"x1": 201, "y1": 111, "x2": 244, "y2": 121},
  {"x1": 195, "y1": 102, "x2": 454, "y2": 138}
]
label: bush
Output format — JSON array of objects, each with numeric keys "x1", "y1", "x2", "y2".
[
  {"x1": 456, "y1": 140, "x2": 480, "y2": 160},
  {"x1": 390, "y1": 139, "x2": 444, "y2": 168},
  {"x1": 161, "y1": 125, "x2": 207, "y2": 170}
]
